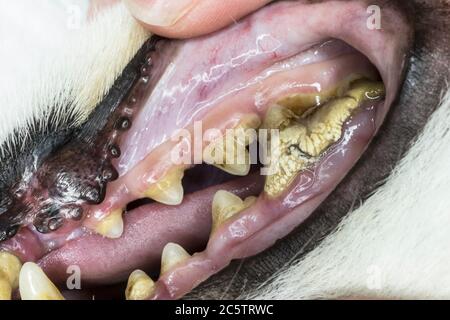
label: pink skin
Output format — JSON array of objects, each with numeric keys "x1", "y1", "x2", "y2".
[{"x1": 1, "y1": 1, "x2": 412, "y2": 299}]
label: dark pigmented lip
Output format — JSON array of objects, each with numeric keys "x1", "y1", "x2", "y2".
[{"x1": 4, "y1": 0, "x2": 413, "y2": 300}]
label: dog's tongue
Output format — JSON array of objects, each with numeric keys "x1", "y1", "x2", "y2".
[{"x1": 2, "y1": 0, "x2": 412, "y2": 300}]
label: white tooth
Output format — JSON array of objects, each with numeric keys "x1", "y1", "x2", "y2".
[
  {"x1": 211, "y1": 191, "x2": 256, "y2": 233},
  {"x1": 0, "y1": 252, "x2": 22, "y2": 300},
  {"x1": 145, "y1": 168, "x2": 184, "y2": 205},
  {"x1": 19, "y1": 262, "x2": 64, "y2": 300},
  {"x1": 125, "y1": 270, "x2": 155, "y2": 300},
  {"x1": 94, "y1": 209, "x2": 124, "y2": 239},
  {"x1": 160, "y1": 243, "x2": 191, "y2": 275}
]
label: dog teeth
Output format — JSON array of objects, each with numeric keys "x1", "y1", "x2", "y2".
[
  {"x1": 125, "y1": 270, "x2": 155, "y2": 300},
  {"x1": 263, "y1": 80, "x2": 385, "y2": 197},
  {"x1": 204, "y1": 135, "x2": 251, "y2": 176},
  {"x1": 204, "y1": 115, "x2": 260, "y2": 176},
  {"x1": 160, "y1": 243, "x2": 191, "y2": 275},
  {"x1": 211, "y1": 190, "x2": 256, "y2": 233},
  {"x1": 0, "y1": 252, "x2": 22, "y2": 300},
  {"x1": 19, "y1": 262, "x2": 64, "y2": 300},
  {"x1": 145, "y1": 168, "x2": 184, "y2": 205},
  {"x1": 261, "y1": 104, "x2": 297, "y2": 130},
  {"x1": 94, "y1": 209, "x2": 124, "y2": 239}
]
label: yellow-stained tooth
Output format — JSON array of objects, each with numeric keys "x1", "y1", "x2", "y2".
[
  {"x1": 203, "y1": 115, "x2": 260, "y2": 176},
  {"x1": 19, "y1": 262, "x2": 64, "y2": 300},
  {"x1": 261, "y1": 104, "x2": 297, "y2": 130},
  {"x1": 94, "y1": 209, "x2": 124, "y2": 239},
  {"x1": 160, "y1": 243, "x2": 191, "y2": 274},
  {"x1": 125, "y1": 270, "x2": 155, "y2": 300},
  {"x1": 145, "y1": 168, "x2": 184, "y2": 205},
  {"x1": 264, "y1": 79, "x2": 385, "y2": 197},
  {"x1": 211, "y1": 190, "x2": 256, "y2": 233},
  {"x1": 0, "y1": 252, "x2": 22, "y2": 300},
  {"x1": 0, "y1": 278, "x2": 12, "y2": 300}
]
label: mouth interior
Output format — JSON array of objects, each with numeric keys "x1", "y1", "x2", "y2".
[{"x1": 1, "y1": 1, "x2": 394, "y2": 300}]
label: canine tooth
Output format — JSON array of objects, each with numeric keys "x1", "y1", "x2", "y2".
[
  {"x1": 211, "y1": 191, "x2": 256, "y2": 233},
  {"x1": 125, "y1": 270, "x2": 155, "y2": 300},
  {"x1": 0, "y1": 252, "x2": 22, "y2": 300},
  {"x1": 160, "y1": 243, "x2": 191, "y2": 274},
  {"x1": 145, "y1": 168, "x2": 184, "y2": 205},
  {"x1": 94, "y1": 209, "x2": 124, "y2": 239},
  {"x1": 19, "y1": 262, "x2": 64, "y2": 300}
]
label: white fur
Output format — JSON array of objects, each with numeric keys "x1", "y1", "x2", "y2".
[
  {"x1": 248, "y1": 89, "x2": 450, "y2": 300},
  {"x1": 0, "y1": 0, "x2": 149, "y2": 154}
]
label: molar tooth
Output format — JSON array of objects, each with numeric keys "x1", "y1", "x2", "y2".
[
  {"x1": 0, "y1": 252, "x2": 22, "y2": 300},
  {"x1": 160, "y1": 243, "x2": 191, "y2": 275},
  {"x1": 19, "y1": 262, "x2": 64, "y2": 300},
  {"x1": 145, "y1": 168, "x2": 184, "y2": 205},
  {"x1": 94, "y1": 209, "x2": 124, "y2": 239},
  {"x1": 125, "y1": 270, "x2": 155, "y2": 300},
  {"x1": 211, "y1": 190, "x2": 256, "y2": 233},
  {"x1": 264, "y1": 80, "x2": 385, "y2": 197}
]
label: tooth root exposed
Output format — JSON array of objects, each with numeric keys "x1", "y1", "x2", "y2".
[
  {"x1": 211, "y1": 190, "x2": 256, "y2": 233},
  {"x1": 145, "y1": 168, "x2": 184, "y2": 205},
  {"x1": 0, "y1": 252, "x2": 22, "y2": 300},
  {"x1": 160, "y1": 243, "x2": 191, "y2": 275},
  {"x1": 264, "y1": 79, "x2": 385, "y2": 197},
  {"x1": 125, "y1": 270, "x2": 155, "y2": 300},
  {"x1": 94, "y1": 209, "x2": 124, "y2": 239},
  {"x1": 19, "y1": 262, "x2": 64, "y2": 300},
  {"x1": 204, "y1": 115, "x2": 260, "y2": 176}
]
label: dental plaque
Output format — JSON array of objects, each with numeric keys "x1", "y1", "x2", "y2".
[{"x1": 0, "y1": 0, "x2": 412, "y2": 300}]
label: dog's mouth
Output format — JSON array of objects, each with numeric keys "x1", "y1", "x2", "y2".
[{"x1": 0, "y1": 1, "x2": 413, "y2": 300}]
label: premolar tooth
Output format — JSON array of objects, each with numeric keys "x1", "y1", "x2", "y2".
[
  {"x1": 211, "y1": 190, "x2": 256, "y2": 233},
  {"x1": 19, "y1": 262, "x2": 64, "y2": 300},
  {"x1": 94, "y1": 209, "x2": 124, "y2": 239},
  {"x1": 125, "y1": 270, "x2": 155, "y2": 300},
  {"x1": 203, "y1": 132, "x2": 252, "y2": 176},
  {"x1": 160, "y1": 243, "x2": 191, "y2": 274},
  {"x1": 0, "y1": 252, "x2": 22, "y2": 300},
  {"x1": 145, "y1": 168, "x2": 184, "y2": 205},
  {"x1": 204, "y1": 115, "x2": 260, "y2": 176}
]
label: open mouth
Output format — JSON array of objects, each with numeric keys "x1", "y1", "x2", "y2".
[{"x1": 0, "y1": 1, "x2": 413, "y2": 300}]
